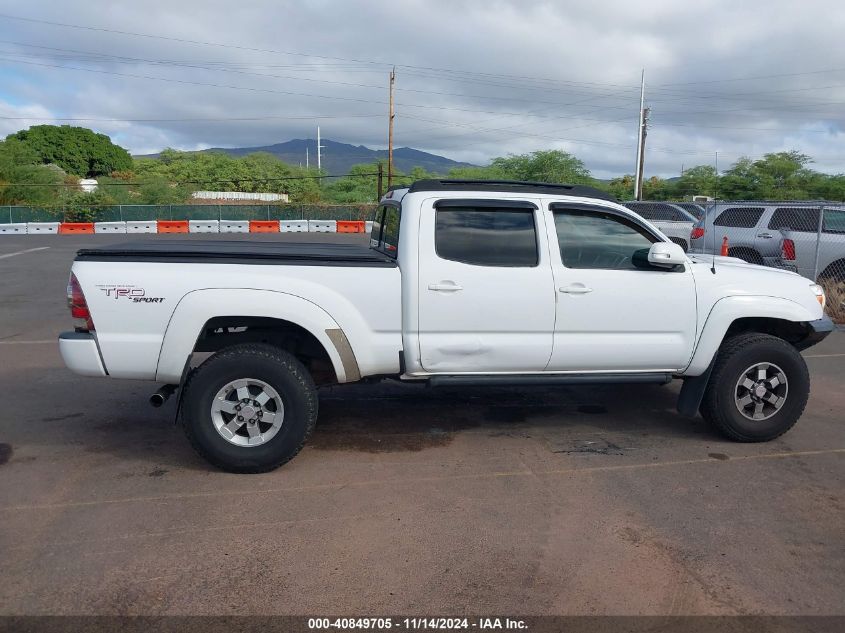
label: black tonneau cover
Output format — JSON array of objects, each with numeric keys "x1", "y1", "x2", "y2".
[{"x1": 75, "y1": 241, "x2": 397, "y2": 267}]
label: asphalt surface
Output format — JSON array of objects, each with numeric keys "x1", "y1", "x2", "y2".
[{"x1": 0, "y1": 234, "x2": 843, "y2": 616}]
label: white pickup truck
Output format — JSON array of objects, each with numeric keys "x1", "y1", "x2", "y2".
[{"x1": 59, "y1": 180, "x2": 834, "y2": 473}]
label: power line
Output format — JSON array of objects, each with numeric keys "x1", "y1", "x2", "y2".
[
  {"x1": 0, "y1": 56, "x2": 611, "y2": 118},
  {"x1": 0, "y1": 43, "x2": 645, "y2": 108},
  {"x1": 0, "y1": 114, "x2": 382, "y2": 122},
  {"x1": 0, "y1": 172, "x2": 381, "y2": 187}
]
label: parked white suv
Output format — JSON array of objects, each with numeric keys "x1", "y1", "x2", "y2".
[{"x1": 59, "y1": 180, "x2": 834, "y2": 472}]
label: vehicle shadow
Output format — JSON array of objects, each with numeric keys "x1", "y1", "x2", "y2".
[
  {"x1": 8, "y1": 367, "x2": 714, "y2": 473},
  {"x1": 312, "y1": 380, "x2": 713, "y2": 454}
]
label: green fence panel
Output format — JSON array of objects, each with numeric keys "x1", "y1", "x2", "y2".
[
  {"x1": 1, "y1": 203, "x2": 378, "y2": 224},
  {"x1": 267, "y1": 205, "x2": 305, "y2": 221},
  {"x1": 9, "y1": 207, "x2": 62, "y2": 223},
  {"x1": 220, "y1": 205, "x2": 273, "y2": 221}
]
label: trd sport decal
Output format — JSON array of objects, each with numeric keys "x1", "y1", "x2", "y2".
[{"x1": 97, "y1": 285, "x2": 165, "y2": 303}]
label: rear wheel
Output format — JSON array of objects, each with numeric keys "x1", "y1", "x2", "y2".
[
  {"x1": 181, "y1": 343, "x2": 317, "y2": 473},
  {"x1": 700, "y1": 333, "x2": 809, "y2": 442}
]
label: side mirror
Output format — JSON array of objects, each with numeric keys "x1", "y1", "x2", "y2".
[
  {"x1": 647, "y1": 242, "x2": 687, "y2": 268},
  {"x1": 632, "y1": 242, "x2": 687, "y2": 270}
]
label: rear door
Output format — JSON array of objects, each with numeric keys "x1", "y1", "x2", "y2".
[
  {"x1": 417, "y1": 198, "x2": 555, "y2": 372},
  {"x1": 545, "y1": 203, "x2": 697, "y2": 372}
]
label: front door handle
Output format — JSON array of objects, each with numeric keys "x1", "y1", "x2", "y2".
[
  {"x1": 559, "y1": 284, "x2": 593, "y2": 295},
  {"x1": 757, "y1": 232, "x2": 773, "y2": 239},
  {"x1": 428, "y1": 282, "x2": 463, "y2": 292}
]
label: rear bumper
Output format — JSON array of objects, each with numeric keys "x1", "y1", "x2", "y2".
[
  {"x1": 58, "y1": 331, "x2": 107, "y2": 376},
  {"x1": 796, "y1": 317, "x2": 836, "y2": 351}
]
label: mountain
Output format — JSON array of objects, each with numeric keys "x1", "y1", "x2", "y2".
[{"x1": 136, "y1": 139, "x2": 477, "y2": 175}]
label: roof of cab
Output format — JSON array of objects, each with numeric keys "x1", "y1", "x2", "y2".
[
  {"x1": 380, "y1": 179, "x2": 616, "y2": 204},
  {"x1": 406, "y1": 179, "x2": 616, "y2": 201}
]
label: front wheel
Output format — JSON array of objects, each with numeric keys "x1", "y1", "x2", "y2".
[
  {"x1": 180, "y1": 343, "x2": 318, "y2": 473},
  {"x1": 700, "y1": 333, "x2": 809, "y2": 442}
]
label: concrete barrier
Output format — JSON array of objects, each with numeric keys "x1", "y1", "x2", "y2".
[
  {"x1": 249, "y1": 220, "x2": 280, "y2": 233},
  {"x1": 94, "y1": 222, "x2": 127, "y2": 234},
  {"x1": 308, "y1": 220, "x2": 337, "y2": 233},
  {"x1": 219, "y1": 220, "x2": 249, "y2": 233},
  {"x1": 27, "y1": 222, "x2": 60, "y2": 234},
  {"x1": 336, "y1": 220, "x2": 366, "y2": 233},
  {"x1": 59, "y1": 223, "x2": 95, "y2": 234},
  {"x1": 365, "y1": 220, "x2": 374, "y2": 233},
  {"x1": 157, "y1": 220, "x2": 189, "y2": 234},
  {"x1": 280, "y1": 220, "x2": 308, "y2": 232},
  {"x1": 126, "y1": 221, "x2": 157, "y2": 234},
  {"x1": 0, "y1": 223, "x2": 28, "y2": 234},
  {"x1": 189, "y1": 220, "x2": 219, "y2": 233}
]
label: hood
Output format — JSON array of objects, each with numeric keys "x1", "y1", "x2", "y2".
[
  {"x1": 688, "y1": 254, "x2": 798, "y2": 277},
  {"x1": 689, "y1": 255, "x2": 824, "y2": 319}
]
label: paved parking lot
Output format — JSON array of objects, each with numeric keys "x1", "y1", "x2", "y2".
[{"x1": 0, "y1": 234, "x2": 843, "y2": 616}]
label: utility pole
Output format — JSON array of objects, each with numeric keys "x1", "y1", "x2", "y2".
[
  {"x1": 388, "y1": 67, "x2": 395, "y2": 188},
  {"x1": 633, "y1": 69, "x2": 646, "y2": 200},
  {"x1": 635, "y1": 107, "x2": 650, "y2": 201},
  {"x1": 316, "y1": 126, "x2": 324, "y2": 172}
]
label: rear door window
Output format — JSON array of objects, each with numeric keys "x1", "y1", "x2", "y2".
[
  {"x1": 714, "y1": 207, "x2": 765, "y2": 228},
  {"x1": 768, "y1": 208, "x2": 820, "y2": 232},
  {"x1": 435, "y1": 207, "x2": 538, "y2": 267},
  {"x1": 823, "y1": 209, "x2": 845, "y2": 234}
]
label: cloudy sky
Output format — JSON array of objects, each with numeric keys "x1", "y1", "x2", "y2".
[{"x1": 0, "y1": 0, "x2": 843, "y2": 178}]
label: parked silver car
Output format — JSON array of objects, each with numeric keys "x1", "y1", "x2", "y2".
[
  {"x1": 622, "y1": 202, "x2": 697, "y2": 251},
  {"x1": 688, "y1": 201, "x2": 836, "y2": 266}
]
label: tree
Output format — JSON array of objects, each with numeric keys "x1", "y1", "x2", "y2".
[
  {"x1": 322, "y1": 161, "x2": 394, "y2": 203},
  {"x1": 673, "y1": 165, "x2": 719, "y2": 199},
  {"x1": 8, "y1": 125, "x2": 132, "y2": 177},
  {"x1": 0, "y1": 137, "x2": 64, "y2": 205},
  {"x1": 489, "y1": 150, "x2": 594, "y2": 183}
]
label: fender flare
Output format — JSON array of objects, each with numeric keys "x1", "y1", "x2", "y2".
[
  {"x1": 155, "y1": 288, "x2": 353, "y2": 383},
  {"x1": 684, "y1": 295, "x2": 816, "y2": 376}
]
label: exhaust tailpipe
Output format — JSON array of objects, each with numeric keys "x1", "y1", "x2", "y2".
[{"x1": 150, "y1": 384, "x2": 178, "y2": 408}]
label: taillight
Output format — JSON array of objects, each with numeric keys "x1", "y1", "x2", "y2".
[
  {"x1": 781, "y1": 239, "x2": 796, "y2": 261},
  {"x1": 67, "y1": 272, "x2": 95, "y2": 332},
  {"x1": 691, "y1": 227, "x2": 705, "y2": 240}
]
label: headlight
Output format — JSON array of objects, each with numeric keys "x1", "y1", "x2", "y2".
[{"x1": 809, "y1": 283, "x2": 826, "y2": 310}]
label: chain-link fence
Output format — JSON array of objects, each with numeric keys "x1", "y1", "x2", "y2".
[
  {"x1": 1, "y1": 204, "x2": 376, "y2": 224},
  {"x1": 684, "y1": 201, "x2": 845, "y2": 322}
]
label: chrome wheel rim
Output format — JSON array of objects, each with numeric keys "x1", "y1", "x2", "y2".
[
  {"x1": 211, "y1": 378, "x2": 284, "y2": 447},
  {"x1": 734, "y1": 362, "x2": 788, "y2": 421}
]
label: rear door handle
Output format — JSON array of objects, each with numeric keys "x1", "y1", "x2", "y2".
[
  {"x1": 428, "y1": 282, "x2": 463, "y2": 292},
  {"x1": 757, "y1": 232, "x2": 773, "y2": 239},
  {"x1": 559, "y1": 284, "x2": 593, "y2": 295}
]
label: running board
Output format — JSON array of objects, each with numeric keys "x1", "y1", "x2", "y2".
[{"x1": 428, "y1": 373, "x2": 673, "y2": 387}]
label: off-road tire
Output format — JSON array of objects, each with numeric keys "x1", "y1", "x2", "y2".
[
  {"x1": 180, "y1": 343, "x2": 318, "y2": 473},
  {"x1": 700, "y1": 333, "x2": 809, "y2": 442}
]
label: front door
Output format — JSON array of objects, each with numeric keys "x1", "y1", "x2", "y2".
[
  {"x1": 417, "y1": 198, "x2": 555, "y2": 373},
  {"x1": 545, "y1": 204, "x2": 697, "y2": 372}
]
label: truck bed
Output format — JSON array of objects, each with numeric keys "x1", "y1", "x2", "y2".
[{"x1": 75, "y1": 240, "x2": 397, "y2": 267}]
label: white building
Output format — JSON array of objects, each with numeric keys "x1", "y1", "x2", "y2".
[{"x1": 191, "y1": 191, "x2": 290, "y2": 203}]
